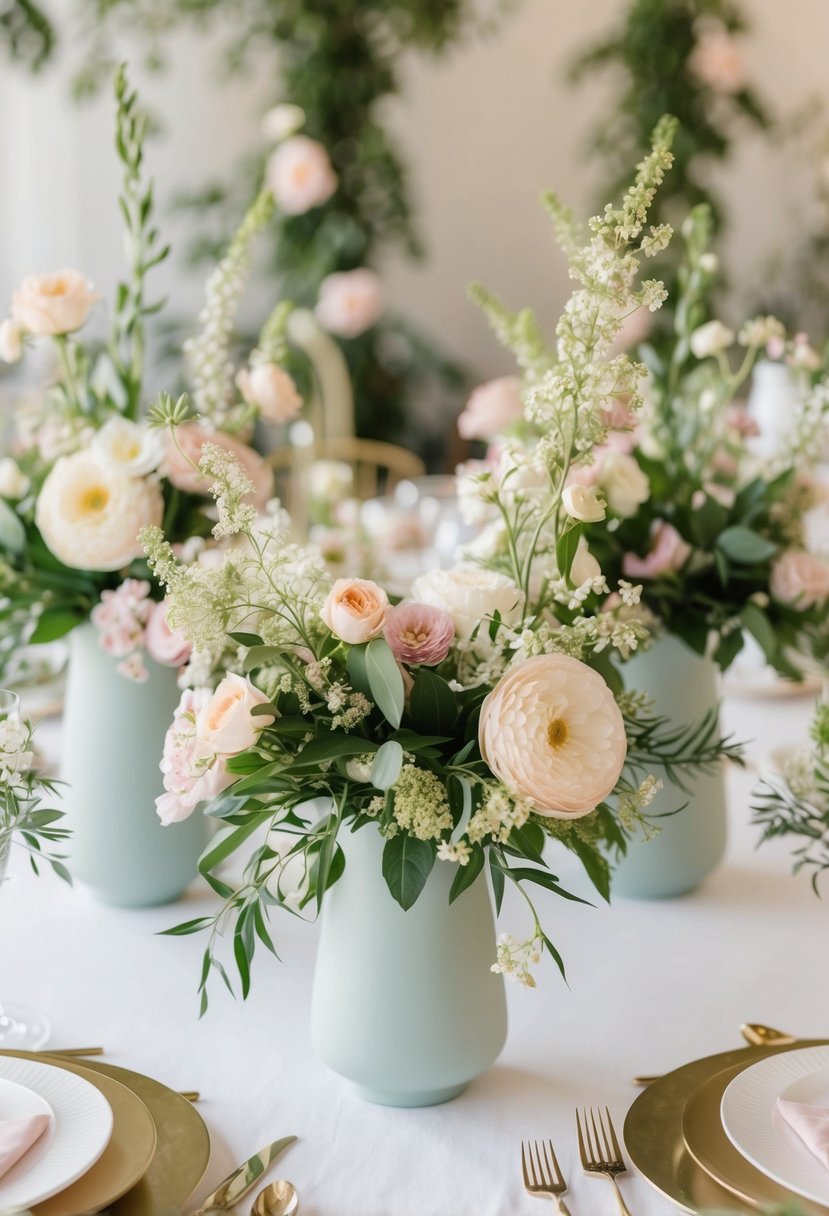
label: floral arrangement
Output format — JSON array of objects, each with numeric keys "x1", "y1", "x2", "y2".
[
  {"x1": 0, "y1": 697, "x2": 69, "y2": 882},
  {"x1": 143, "y1": 117, "x2": 739, "y2": 1006},
  {"x1": 553, "y1": 204, "x2": 829, "y2": 676},
  {"x1": 0, "y1": 68, "x2": 305, "y2": 683}
]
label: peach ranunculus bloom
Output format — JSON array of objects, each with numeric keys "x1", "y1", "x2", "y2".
[
  {"x1": 315, "y1": 269, "x2": 383, "y2": 339},
  {"x1": 236, "y1": 363, "x2": 303, "y2": 424},
  {"x1": 457, "y1": 377, "x2": 523, "y2": 443},
  {"x1": 265, "y1": 135, "x2": 338, "y2": 215},
  {"x1": 197, "y1": 673, "x2": 275, "y2": 757},
  {"x1": 770, "y1": 551, "x2": 829, "y2": 609},
  {"x1": 622, "y1": 521, "x2": 691, "y2": 580},
  {"x1": 164, "y1": 424, "x2": 273, "y2": 509},
  {"x1": 12, "y1": 270, "x2": 100, "y2": 336},
  {"x1": 35, "y1": 451, "x2": 164, "y2": 571},
  {"x1": 145, "y1": 598, "x2": 193, "y2": 668},
  {"x1": 322, "y1": 578, "x2": 389, "y2": 644},
  {"x1": 479, "y1": 654, "x2": 627, "y2": 818}
]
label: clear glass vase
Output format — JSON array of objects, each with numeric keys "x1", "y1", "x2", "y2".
[{"x1": 0, "y1": 688, "x2": 50, "y2": 1048}]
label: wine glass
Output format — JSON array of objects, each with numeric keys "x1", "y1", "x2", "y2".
[{"x1": 0, "y1": 688, "x2": 51, "y2": 1048}]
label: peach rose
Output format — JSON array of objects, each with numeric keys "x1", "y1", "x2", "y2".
[
  {"x1": 265, "y1": 136, "x2": 338, "y2": 215},
  {"x1": 771, "y1": 551, "x2": 829, "y2": 609},
  {"x1": 322, "y1": 578, "x2": 389, "y2": 644},
  {"x1": 12, "y1": 270, "x2": 99, "y2": 336},
  {"x1": 236, "y1": 363, "x2": 303, "y2": 424},
  {"x1": 315, "y1": 269, "x2": 383, "y2": 338},
  {"x1": 479, "y1": 654, "x2": 627, "y2": 818},
  {"x1": 197, "y1": 673, "x2": 275, "y2": 757},
  {"x1": 457, "y1": 377, "x2": 523, "y2": 442},
  {"x1": 145, "y1": 599, "x2": 192, "y2": 668},
  {"x1": 164, "y1": 424, "x2": 273, "y2": 508}
]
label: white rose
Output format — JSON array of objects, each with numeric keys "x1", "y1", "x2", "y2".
[
  {"x1": 496, "y1": 448, "x2": 548, "y2": 497},
  {"x1": 599, "y1": 452, "x2": 650, "y2": 518},
  {"x1": 0, "y1": 458, "x2": 29, "y2": 500},
  {"x1": 690, "y1": 320, "x2": 734, "y2": 359},
  {"x1": 93, "y1": 417, "x2": 164, "y2": 476},
  {"x1": 12, "y1": 270, "x2": 99, "y2": 336},
  {"x1": 411, "y1": 567, "x2": 524, "y2": 643},
  {"x1": 261, "y1": 103, "x2": 305, "y2": 143},
  {"x1": 0, "y1": 320, "x2": 23, "y2": 363},
  {"x1": 570, "y1": 537, "x2": 601, "y2": 586},
  {"x1": 562, "y1": 483, "x2": 606, "y2": 523},
  {"x1": 463, "y1": 520, "x2": 508, "y2": 561},
  {"x1": 236, "y1": 363, "x2": 303, "y2": 424}
]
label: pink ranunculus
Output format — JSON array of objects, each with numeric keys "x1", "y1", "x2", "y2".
[
  {"x1": 145, "y1": 598, "x2": 192, "y2": 668},
  {"x1": 157, "y1": 689, "x2": 235, "y2": 825},
  {"x1": 322, "y1": 577, "x2": 389, "y2": 645},
  {"x1": 197, "y1": 673, "x2": 275, "y2": 757},
  {"x1": 265, "y1": 135, "x2": 338, "y2": 215},
  {"x1": 384, "y1": 602, "x2": 455, "y2": 667},
  {"x1": 315, "y1": 269, "x2": 383, "y2": 339},
  {"x1": 622, "y1": 522, "x2": 691, "y2": 579},
  {"x1": 164, "y1": 424, "x2": 273, "y2": 509},
  {"x1": 457, "y1": 377, "x2": 523, "y2": 442},
  {"x1": 236, "y1": 363, "x2": 303, "y2": 424},
  {"x1": 771, "y1": 551, "x2": 829, "y2": 609}
]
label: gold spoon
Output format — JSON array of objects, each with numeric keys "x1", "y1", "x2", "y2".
[
  {"x1": 632, "y1": 1023, "x2": 800, "y2": 1086},
  {"x1": 251, "y1": 1180, "x2": 299, "y2": 1216}
]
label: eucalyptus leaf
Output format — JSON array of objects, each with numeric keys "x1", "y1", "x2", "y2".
[
  {"x1": 370, "y1": 740, "x2": 404, "y2": 791},
  {"x1": 365, "y1": 637, "x2": 404, "y2": 728},
  {"x1": 716, "y1": 526, "x2": 777, "y2": 565}
]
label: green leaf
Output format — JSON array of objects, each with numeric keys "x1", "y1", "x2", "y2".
[
  {"x1": 716, "y1": 526, "x2": 777, "y2": 565},
  {"x1": 504, "y1": 865, "x2": 592, "y2": 905},
  {"x1": 243, "y1": 645, "x2": 283, "y2": 672},
  {"x1": 540, "y1": 931, "x2": 567, "y2": 981},
  {"x1": 346, "y1": 644, "x2": 371, "y2": 697},
  {"x1": 713, "y1": 628, "x2": 744, "y2": 672},
  {"x1": 291, "y1": 735, "x2": 379, "y2": 769},
  {"x1": 370, "y1": 740, "x2": 404, "y2": 791},
  {"x1": 160, "y1": 916, "x2": 214, "y2": 937},
  {"x1": 504, "y1": 821, "x2": 546, "y2": 865},
  {"x1": 382, "y1": 835, "x2": 435, "y2": 910},
  {"x1": 489, "y1": 852, "x2": 505, "y2": 913},
  {"x1": 408, "y1": 668, "x2": 458, "y2": 734},
  {"x1": 0, "y1": 499, "x2": 25, "y2": 554},
  {"x1": 198, "y1": 813, "x2": 270, "y2": 875},
  {"x1": 365, "y1": 637, "x2": 405, "y2": 728},
  {"x1": 228, "y1": 631, "x2": 264, "y2": 647},
  {"x1": 30, "y1": 610, "x2": 82, "y2": 645},
  {"x1": 448, "y1": 845, "x2": 485, "y2": 903},
  {"x1": 741, "y1": 603, "x2": 777, "y2": 664},
  {"x1": 556, "y1": 523, "x2": 583, "y2": 583},
  {"x1": 570, "y1": 836, "x2": 611, "y2": 902}
]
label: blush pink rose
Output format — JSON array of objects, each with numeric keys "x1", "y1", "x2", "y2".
[
  {"x1": 457, "y1": 377, "x2": 523, "y2": 442},
  {"x1": 236, "y1": 363, "x2": 303, "y2": 424},
  {"x1": 771, "y1": 551, "x2": 829, "y2": 608},
  {"x1": 164, "y1": 424, "x2": 273, "y2": 508},
  {"x1": 145, "y1": 598, "x2": 192, "y2": 668},
  {"x1": 622, "y1": 522, "x2": 691, "y2": 579},
  {"x1": 322, "y1": 577, "x2": 389, "y2": 644},
  {"x1": 315, "y1": 269, "x2": 383, "y2": 338},
  {"x1": 384, "y1": 602, "x2": 454, "y2": 667},
  {"x1": 689, "y1": 28, "x2": 747, "y2": 94},
  {"x1": 12, "y1": 270, "x2": 100, "y2": 336},
  {"x1": 197, "y1": 673, "x2": 275, "y2": 757},
  {"x1": 157, "y1": 689, "x2": 235, "y2": 825},
  {"x1": 265, "y1": 135, "x2": 338, "y2": 214}
]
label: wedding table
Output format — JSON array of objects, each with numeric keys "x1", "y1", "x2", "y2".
[{"x1": 5, "y1": 690, "x2": 828, "y2": 1216}]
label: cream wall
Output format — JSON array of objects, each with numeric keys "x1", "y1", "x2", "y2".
[{"x1": 1, "y1": 0, "x2": 828, "y2": 383}]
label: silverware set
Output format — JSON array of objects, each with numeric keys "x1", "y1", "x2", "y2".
[{"x1": 523, "y1": 1108, "x2": 632, "y2": 1213}]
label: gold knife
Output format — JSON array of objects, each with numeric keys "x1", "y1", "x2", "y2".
[{"x1": 191, "y1": 1135, "x2": 297, "y2": 1214}]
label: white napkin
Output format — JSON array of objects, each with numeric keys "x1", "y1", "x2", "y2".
[{"x1": 778, "y1": 1098, "x2": 829, "y2": 1170}]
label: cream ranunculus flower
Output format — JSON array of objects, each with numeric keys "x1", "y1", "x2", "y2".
[
  {"x1": 479, "y1": 653, "x2": 627, "y2": 818},
  {"x1": 322, "y1": 578, "x2": 389, "y2": 644},
  {"x1": 236, "y1": 363, "x2": 303, "y2": 423},
  {"x1": 12, "y1": 270, "x2": 99, "y2": 336},
  {"x1": 598, "y1": 452, "x2": 650, "y2": 518},
  {"x1": 93, "y1": 417, "x2": 164, "y2": 476},
  {"x1": 35, "y1": 452, "x2": 164, "y2": 571},
  {"x1": 411, "y1": 567, "x2": 524, "y2": 642},
  {"x1": 689, "y1": 319, "x2": 734, "y2": 360},
  {"x1": 562, "y1": 483, "x2": 606, "y2": 523},
  {"x1": 0, "y1": 320, "x2": 23, "y2": 363},
  {"x1": 197, "y1": 673, "x2": 275, "y2": 756}
]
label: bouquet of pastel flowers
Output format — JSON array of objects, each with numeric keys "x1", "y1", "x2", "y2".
[{"x1": 142, "y1": 117, "x2": 738, "y2": 1003}]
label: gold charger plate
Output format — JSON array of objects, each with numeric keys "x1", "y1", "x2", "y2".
[
  {"x1": 683, "y1": 1061, "x2": 829, "y2": 1215},
  {"x1": 624, "y1": 1039, "x2": 829, "y2": 1214}
]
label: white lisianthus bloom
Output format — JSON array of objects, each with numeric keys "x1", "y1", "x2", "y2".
[
  {"x1": 411, "y1": 567, "x2": 524, "y2": 642},
  {"x1": 689, "y1": 320, "x2": 734, "y2": 359},
  {"x1": 479, "y1": 653, "x2": 627, "y2": 818},
  {"x1": 456, "y1": 460, "x2": 495, "y2": 526},
  {"x1": 261, "y1": 103, "x2": 305, "y2": 143},
  {"x1": 598, "y1": 452, "x2": 650, "y2": 517},
  {"x1": 0, "y1": 320, "x2": 23, "y2": 363},
  {"x1": 36, "y1": 452, "x2": 164, "y2": 570},
  {"x1": 12, "y1": 270, "x2": 100, "y2": 336},
  {"x1": 570, "y1": 536, "x2": 601, "y2": 585},
  {"x1": 562, "y1": 483, "x2": 606, "y2": 523},
  {"x1": 93, "y1": 417, "x2": 164, "y2": 476},
  {"x1": 0, "y1": 458, "x2": 29, "y2": 500}
]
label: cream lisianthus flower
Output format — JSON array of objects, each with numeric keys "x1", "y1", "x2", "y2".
[
  {"x1": 411, "y1": 567, "x2": 524, "y2": 642},
  {"x1": 36, "y1": 452, "x2": 164, "y2": 571},
  {"x1": 598, "y1": 452, "x2": 650, "y2": 518},
  {"x1": 479, "y1": 654, "x2": 627, "y2": 818},
  {"x1": 93, "y1": 417, "x2": 164, "y2": 476},
  {"x1": 0, "y1": 458, "x2": 29, "y2": 500},
  {"x1": 562, "y1": 483, "x2": 606, "y2": 523},
  {"x1": 689, "y1": 320, "x2": 734, "y2": 359},
  {"x1": 12, "y1": 270, "x2": 99, "y2": 336}
]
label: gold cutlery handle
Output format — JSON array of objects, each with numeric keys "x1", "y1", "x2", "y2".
[
  {"x1": 608, "y1": 1175, "x2": 633, "y2": 1216},
  {"x1": 44, "y1": 1047, "x2": 104, "y2": 1057},
  {"x1": 556, "y1": 1199, "x2": 571, "y2": 1216}
]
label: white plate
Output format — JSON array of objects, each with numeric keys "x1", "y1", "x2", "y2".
[
  {"x1": 0, "y1": 1057, "x2": 113, "y2": 1210},
  {"x1": 721, "y1": 1045, "x2": 829, "y2": 1207}
]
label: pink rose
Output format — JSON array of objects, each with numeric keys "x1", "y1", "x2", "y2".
[
  {"x1": 457, "y1": 377, "x2": 523, "y2": 442},
  {"x1": 689, "y1": 27, "x2": 747, "y2": 94},
  {"x1": 315, "y1": 269, "x2": 383, "y2": 339},
  {"x1": 265, "y1": 136, "x2": 338, "y2": 215},
  {"x1": 197, "y1": 673, "x2": 275, "y2": 756},
  {"x1": 322, "y1": 578, "x2": 389, "y2": 644},
  {"x1": 771, "y1": 551, "x2": 829, "y2": 608},
  {"x1": 164, "y1": 424, "x2": 273, "y2": 509},
  {"x1": 384, "y1": 602, "x2": 455, "y2": 667},
  {"x1": 145, "y1": 599, "x2": 192, "y2": 668},
  {"x1": 236, "y1": 363, "x2": 303, "y2": 424},
  {"x1": 602, "y1": 399, "x2": 638, "y2": 432},
  {"x1": 157, "y1": 689, "x2": 235, "y2": 825},
  {"x1": 622, "y1": 522, "x2": 691, "y2": 579}
]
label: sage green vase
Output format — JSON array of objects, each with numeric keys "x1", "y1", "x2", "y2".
[
  {"x1": 310, "y1": 824, "x2": 508, "y2": 1107},
  {"x1": 61, "y1": 623, "x2": 209, "y2": 907},
  {"x1": 613, "y1": 632, "x2": 727, "y2": 899}
]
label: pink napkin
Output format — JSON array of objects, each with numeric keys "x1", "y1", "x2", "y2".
[
  {"x1": 778, "y1": 1098, "x2": 829, "y2": 1170},
  {"x1": 0, "y1": 1114, "x2": 51, "y2": 1180}
]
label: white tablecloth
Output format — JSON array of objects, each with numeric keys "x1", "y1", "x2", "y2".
[{"x1": 5, "y1": 692, "x2": 829, "y2": 1216}]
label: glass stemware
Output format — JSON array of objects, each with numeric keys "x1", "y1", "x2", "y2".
[{"x1": 0, "y1": 688, "x2": 51, "y2": 1049}]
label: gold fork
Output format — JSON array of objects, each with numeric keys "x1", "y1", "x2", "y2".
[
  {"x1": 521, "y1": 1140, "x2": 571, "y2": 1213},
  {"x1": 576, "y1": 1107, "x2": 633, "y2": 1216}
]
